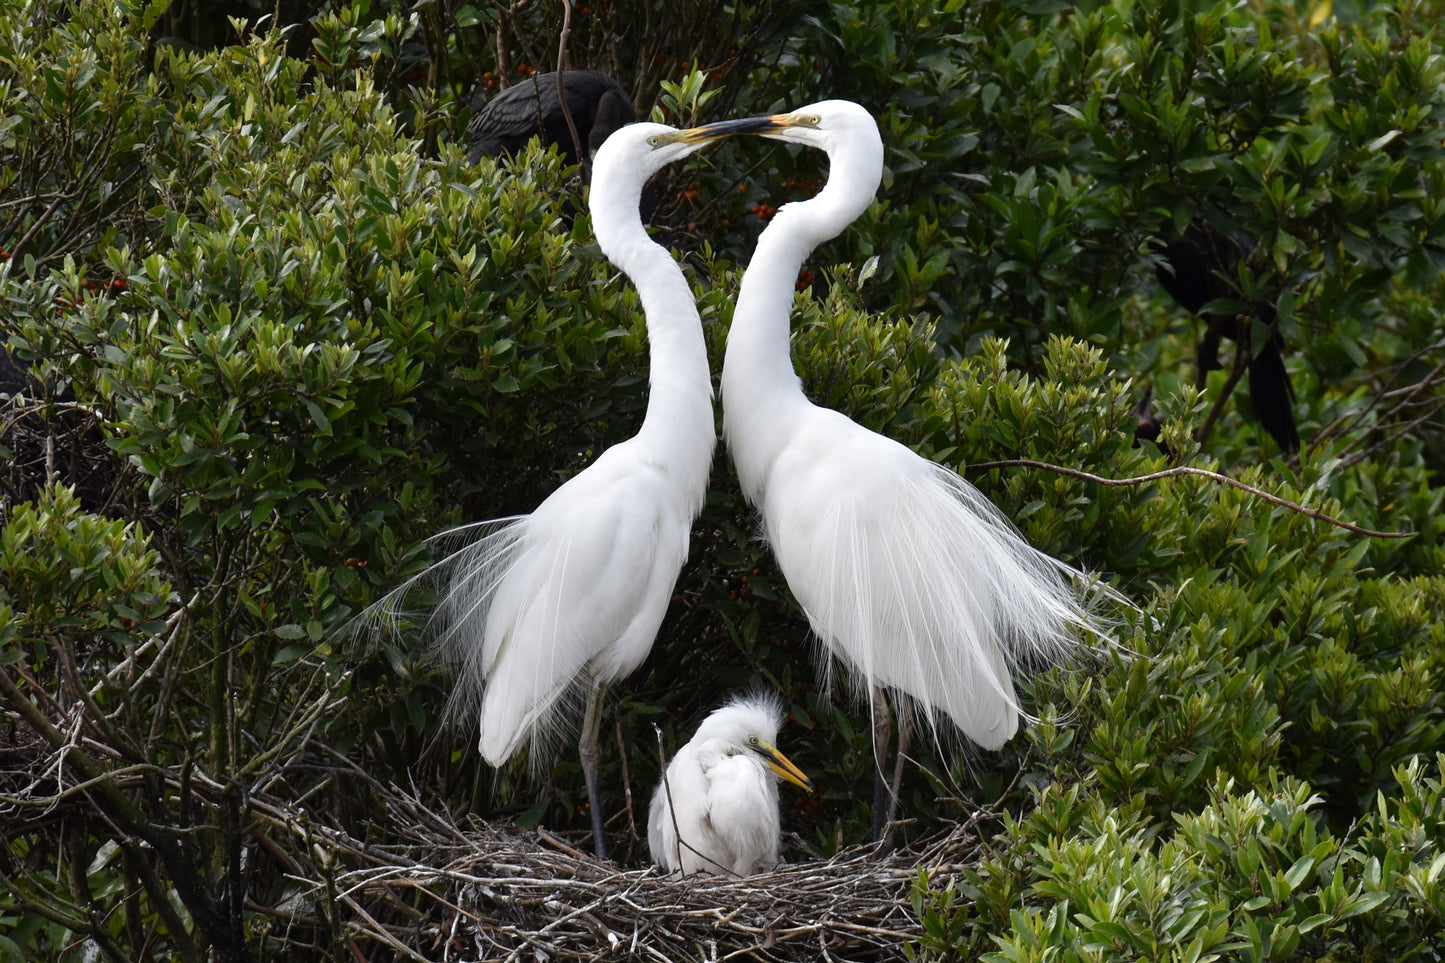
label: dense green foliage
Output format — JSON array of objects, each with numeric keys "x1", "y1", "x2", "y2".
[{"x1": 2, "y1": 0, "x2": 1443, "y2": 959}]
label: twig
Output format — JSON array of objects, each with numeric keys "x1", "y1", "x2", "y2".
[
  {"x1": 1304, "y1": 337, "x2": 1445, "y2": 467},
  {"x1": 965, "y1": 458, "x2": 1413, "y2": 539},
  {"x1": 339, "y1": 894, "x2": 431, "y2": 962},
  {"x1": 655, "y1": 723, "x2": 683, "y2": 871},
  {"x1": 614, "y1": 714, "x2": 639, "y2": 845},
  {"x1": 554, "y1": 0, "x2": 584, "y2": 172},
  {"x1": 1195, "y1": 322, "x2": 1252, "y2": 448},
  {"x1": 537, "y1": 827, "x2": 587, "y2": 860}
]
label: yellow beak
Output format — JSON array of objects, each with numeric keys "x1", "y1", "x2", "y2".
[{"x1": 752, "y1": 738, "x2": 813, "y2": 793}]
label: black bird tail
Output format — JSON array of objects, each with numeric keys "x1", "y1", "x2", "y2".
[{"x1": 1248, "y1": 335, "x2": 1299, "y2": 452}]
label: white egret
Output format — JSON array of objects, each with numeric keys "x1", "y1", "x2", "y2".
[
  {"x1": 698, "y1": 101, "x2": 1108, "y2": 821},
  {"x1": 648, "y1": 693, "x2": 812, "y2": 876},
  {"x1": 366, "y1": 120, "x2": 735, "y2": 859}
]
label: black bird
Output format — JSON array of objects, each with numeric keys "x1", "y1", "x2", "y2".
[
  {"x1": 1156, "y1": 224, "x2": 1299, "y2": 452},
  {"x1": 467, "y1": 69, "x2": 635, "y2": 167},
  {"x1": 1130, "y1": 384, "x2": 1165, "y2": 449},
  {"x1": 0, "y1": 350, "x2": 39, "y2": 401}
]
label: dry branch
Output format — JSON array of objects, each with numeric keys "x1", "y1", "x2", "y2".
[{"x1": 966, "y1": 458, "x2": 1413, "y2": 539}]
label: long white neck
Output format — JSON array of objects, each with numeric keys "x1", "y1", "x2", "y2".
[
  {"x1": 721, "y1": 138, "x2": 881, "y2": 501},
  {"x1": 591, "y1": 179, "x2": 715, "y2": 492}
]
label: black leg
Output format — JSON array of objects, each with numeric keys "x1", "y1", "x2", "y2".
[
  {"x1": 879, "y1": 710, "x2": 911, "y2": 854},
  {"x1": 579, "y1": 680, "x2": 609, "y2": 860},
  {"x1": 870, "y1": 687, "x2": 892, "y2": 843}
]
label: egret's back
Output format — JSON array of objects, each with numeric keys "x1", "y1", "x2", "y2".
[{"x1": 762, "y1": 410, "x2": 1084, "y2": 746}]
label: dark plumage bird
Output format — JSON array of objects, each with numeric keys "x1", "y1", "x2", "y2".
[
  {"x1": 467, "y1": 69, "x2": 635, "y2": 167},
  {"x1": 0, "y1": 350, "x2": 39, "y2": 401},
  {"x1": 1156, "y1": 224, "x2": 1300, "y2": 452},
  {"x1": 1130, "y1": 385, "x2": 1165, "y2": 449}
]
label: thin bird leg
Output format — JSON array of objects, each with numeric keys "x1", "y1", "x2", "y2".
[
  {"x1": 869, "y1": 686, "x2": 892, "y2": 843},
  {"x1": 579, "y1": 679, "x2": 610, "y2": 860},
  {"x1": 879, "y1": 710, "x2": 912, "y2": 854}
]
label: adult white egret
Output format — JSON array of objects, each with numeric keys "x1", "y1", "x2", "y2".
[
  {"x1": 367, "y1": 120, "x2": 733, "y2": 859},
  {"x1": 698, "y1": 101, "x2": 1108, "y2": 815},
  {"x1": 648, "y1": 693, "x2": 812, "y2": 876}
]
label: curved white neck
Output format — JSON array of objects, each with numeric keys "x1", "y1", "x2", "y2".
[
  {"x1": 721, "y1": 143, "x2": 880, "y2": 495},
  {"x1": 591, "y1": 183, "x2": 715, "y2": 472},
  {"x1": 721, "y1": 205, "x2": 815, "y2": 409}
]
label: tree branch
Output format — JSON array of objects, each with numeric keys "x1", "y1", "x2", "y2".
[
  {"x1": 964, "y1": 459, "x2": 1413, "y2": 539},
  {"x1": 554, "y1": 0, "x2": 585, "y2": 172}
]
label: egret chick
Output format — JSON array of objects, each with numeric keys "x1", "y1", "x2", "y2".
[
  {"x1": 364, "y1": 119, "x2": 737, "y2": 859},
  {"x1": 649, "y1": 694, "x2": 812, "y2": 876}
]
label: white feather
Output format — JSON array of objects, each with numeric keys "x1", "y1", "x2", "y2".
[
  {"x1": 721, "y1": 100, "x2": 1108, "y2": 750},
  {"x1": 648, "y1": 694, "x2": 802, "y2": 876},
  {"x1": 360, "y1": 123, "x2": 718, "y2": 767}
]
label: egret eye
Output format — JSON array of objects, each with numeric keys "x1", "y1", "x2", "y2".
[
  {"x1": 647, "y1": 135, "x2": 663, "y2": 147},
  {"x1": 747, "y1": 735, "x2": 760, "y2": 747},
  {"x1": 806, "y1": 115, "x2": 822, "y2": 127}
]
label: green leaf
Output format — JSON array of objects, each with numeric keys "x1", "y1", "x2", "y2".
[
  {"x1": 0, "y1": 934, "x2": 27, "y2": 963},
  {"x1": 1283, "y1": 854, "x2": 1315, "y2": 890}
]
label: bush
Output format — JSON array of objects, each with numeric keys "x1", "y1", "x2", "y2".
[
  {"x1": 914, "y1": 758, "x2": 1445, "y2": 961},
  {"x1": 2, "y1": 0, "x2": 1443, "y2": 959}
]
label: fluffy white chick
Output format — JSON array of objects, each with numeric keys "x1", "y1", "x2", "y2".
[{"x1": 648, "y1": 694, "x2": 812, "y2": 876}]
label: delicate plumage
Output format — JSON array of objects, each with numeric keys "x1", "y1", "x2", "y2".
[
  {"x1": 365, "y1": 120, "x2": 730, "y2": 857},
  {"x1": 648, "y1": 694, "x2": 812, "y2": 876},
  {"x1": 467, "y1": 70, "x2": 635, "y2": 166},
  {"x1": 707, "y1": 100, "x2": 1105, "y2": 750}
]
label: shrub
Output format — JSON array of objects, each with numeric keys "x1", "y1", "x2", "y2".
[{"x1": 2, "y1": 0, "x2": 1443, "y2": 959}]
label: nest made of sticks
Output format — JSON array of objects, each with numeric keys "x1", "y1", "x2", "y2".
[
  {"x1": 332, "y1": 817, "x2": 982, "y2": 963},
  {"x1": 250, "y1": 763, "x2": 992, "y2": 963},
  {"x1": 2, "y1": 681, "x2": 990, "y2": 963}
]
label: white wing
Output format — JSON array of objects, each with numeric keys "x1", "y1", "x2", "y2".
[
  {"x1": 649, "y1": 745, "x2": 779, "y2": 876},
  {"x1": 762, "y1": 408, "x2": 1085, "y2": 749},
  {"x1": 372, "y1": 437, "x2": 694, "y2": 765},
  {"x1": 703, "y1": 754, "x2": 781, "y2": 874}
]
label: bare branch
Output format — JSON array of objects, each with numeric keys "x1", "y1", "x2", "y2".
[{"x1": 965, "y1": 458, "x2": 1414, "y2": 539}]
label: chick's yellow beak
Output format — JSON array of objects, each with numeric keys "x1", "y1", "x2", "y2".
[{"x1": 752, "y1": 738, "x2": 813, "y2": 793}]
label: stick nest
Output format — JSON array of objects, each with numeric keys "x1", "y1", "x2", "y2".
[{"x1": 316, "y1": 787, "x2": 983, "y2": 963}]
